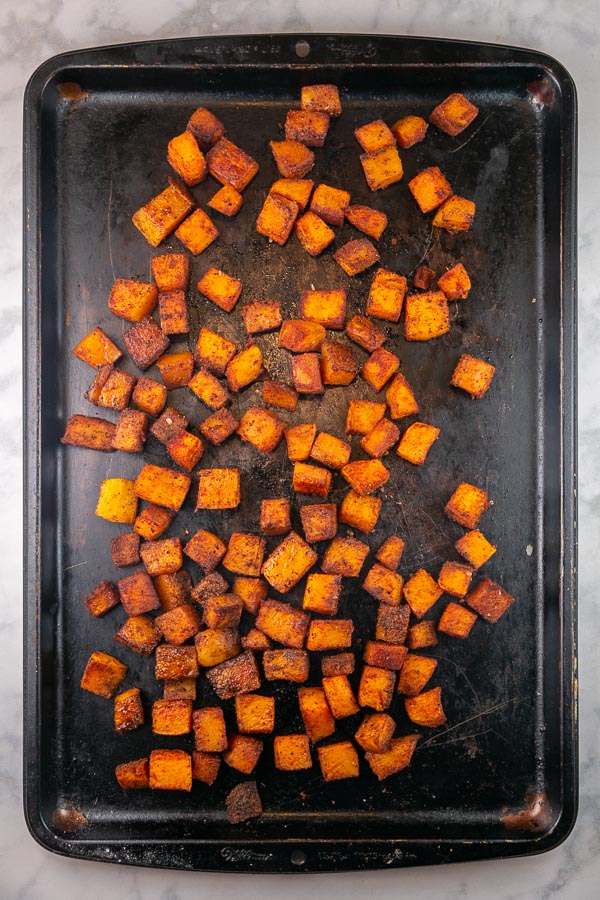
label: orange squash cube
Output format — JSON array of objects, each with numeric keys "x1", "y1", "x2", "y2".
[
  {"x1": 151, "y1": 253, "x2": 191, "y2": 292},
  {"x1": 134, "y1": 504, "x2": 174, "y2": 542},
  {"x1": 322, "y1": 675, "x2": 359, "y2": 718},
  {"x1": 193, "y1": 707, "x2": 227, "y2": 752},
  {"x1": 321, "y1": 652, "x2": 355, "y2": 677},
  {"x1": 279, "y1": 318, "x2": 326, "y2": 351},
  {"x1": 301, "y1": 83, "x2": 342, "y2": 117},
  {"x1": 360, "y1": 417, "x2": 400, "y2": 458},
  {"x1": 333, "y1": 238, "x2": 380, "y2": 276},
  {"x1": 242, "y1": 629, "x2": 272, "y2": 651},
  {"x1": 191, "y1": 572, "x2": 229, "y2": 606},
  {"x1": 322, "y1": 535, "x2": 370, "y2": 577},
  {"x1": 195, "y1": 629, "x2": 241, "y2": 668},
  {"x1": 132, "y1": 375, "x2": 167, "y2": 417},
  {"x1": 225, "y1": 782, "x2": 262, "y2": 823},
  {"x1": 376, "y1": 603, "x2": 410, "y2": 642},
  {"x1": 183, "y1": 529, "x2": 226, "y2": 572},
  {"x1": 292, "y1": 352, "x2": 324, "y2": 394},
  {"x1": 223, "y1": 532, "x2": 266, "y2": 577},
  {"x1": 309, "y1": 183, "x2": 351, "y2": 226},
  {"x1": 391, "y1": 115, "x2": 428, "y2": 148},
  {"x1": 235, "y1": 694, "x2": 275, "y2": 734},
  {"x1": 132, "y1": 179, "x2": 194, "y2": 248},
  {"x1": 148, "y1": 748, "x2": 192, "y2": 791},
  {"x1": 206, "y1": 137, "x2": 259, "y2": 191},
  {"x1": 192, "y1": 751, "x2": 221, "y2": 785},
  {"x1": 123, "y1": 317, "x2": 170, "y2": 369},
  {"x1": 407, "y1": 621, "x2": 438, "y2": 650},
  {"x1": 299, "y1": 288, "x2": 347, "y2": 330},
  {"x1": 285, "y1": 109, "x2": 331, "y2": 147},
  {"x1": 256, "y1": 191, "x2": 300, "y2": 245},
  {"x1": 345, "y1": 314, "x2": 386, "y2": 352},
  {"x1": 197, "y1": 266, "x2": 241, "y2": 312},
  {"x1": 298, "y1": 686, "x2": 335, "y2": 743},
  {"x1": 361, "y1": 347, "x2": 400, "y2": 392},
  {"x1": 155, "y1": 604, "x2": 201, "y2": 644},
  {"x1": 263, "y1": 648, "x2": 309, "y2": 682},
  {"x1": 455, "y1": 530, "x2": 497, "y2": 569},
  {"x1": 360, "y1": 145, "x2": 403, "y2": 191},
  {"x1": 205, "y1": 650, "x2": 261, "y2": 700},
  {"x1": 237, "y1": 405, "x2": 285, "y2": 453},
  {"x1": 345, "y1": 205, "x2": 388, "y2": 240},
  {"x1": 226, "y1": 344, "x2": 263, "y2": 392},
  {"x1": 199, "y1": 408, "x2": 239, "y2": 446},
  {"x1": 61, "y1": 414, "x2": 116, "y2": 453},
  {"x1": 73, "y1": 326, "x2": 122, "y2": 368},
  {"x1": 86, "y1": 366, "x2": 137, "y2": 411},
  {"x1": 405, "y1": 686, "x2": 446, "y2": 727},
  {"x1": 156, "y1": 351, "x2": 194, "y2": 389},
  {"x1": 83, "y1": 580, "x2": 120, "y2": 618},
  {"x1": 295, "y1": 211, "x2": 335, "y2": 256},
  {"x1": 357, "y1": 665, "x2": 396, "y2": 711},
  {"x1": 466, "y1": 578, "x2": 516, "y2": 623},
  {"x1": 116, "y1": 758, "x2": 149, "y2": 790},
  {"x1": 285, "y1": 422, "x2": 317, "y2": 460},
  {"x1": 223, "y1": 734, "x2": 263, "y2": 774},
  {"x1": 404, "y1": 291, "x2": 450, "y2": 341},
  {"x1": 451, "y1": 353, "x2": 496, "y2": 398},
  {"x1": 196, "y1": 468, "x2": 240, "y2": 510},
  {"x1": 81, "y1": 651, "x2": 127, "y2": 699},
  {"x1": 355, "y1": 713, "x2": 395, "y2": 753},
  {"x1": 273, "y1": 734, "x2": 312, "y2": 770},
  {"x1": 341, "y1": 459, "x2": 390, "y2": 495},
  {"x1": 310, "y1": 431, "x2": 351, "y2": 469},
  {"x1": 414, "y1": 265, "x2": 436, "y2": 290},
  {"x1": 303, "y1": 572, "x2": 342, "y2": 615},
  {"x1": 270, "y1": 178, "x2": 314, "y2": 210},
  {"x1": 195, "y1": 327, "x2": 237, "y2": 375},
  {"x1": 320, "y1": 339, "x2": 358, "y2": 386},
  {"x1": 363, "y1": 563, "x2": 404, "y2": 605},
  {"x1": 134, "y1": 464, "x2": 191, "y2": 512},
  {"x1": 396, "y1": 422, "x2": 440, "y2": 466},
  {"x1": 339, "y1": 490, "x2": 382, "y2": 534},
  {"x1": 260, "y1": 498, "x2": 292, "y2": 536},
  {"x1": 152, "y1": 699, "x2": 193, "y2": 735},
  {"x1": 155, "y1": 645, "x2": 199, "y2": 680},
  {"x1": 292, "y1": 462, "x2": 332, "y2": 497},
  {"x1": 397, "y1": 653, "x2": 438, "y2": 696},
  {"x1": 355, "y1": 119, "x2": 395, "y2": 152},
  {"x1": 96, "y1": 478, "x2": 137, "y2": 524},
  {"x1": 429, "y1": 92, "x2": 479, "y2": 136},
  {"x1": 270, "y1": 139, "x2": 315, "y2": 178},
  {"x1": 166, "y1": 430, "x2": 205, "y2": 472},
  {"x1": 318, "y1": 740, "x2": 359, "y2": 781},
  {"x1": 438, "y1": 561, "x2": 474, "y2": 597},
  {"x1": 363, "y1": 640, "x2": 407, "y2": 671},
  {"x1": 262, "y1": 380, "x2": 298, "y2": 412},
  {"x1": 118, "y1": 570, "x2": 161, "y2": 616},
  {"x1": 139, "y1": 537, "x2": 182, "y2": 577},
  {"x1": 432, "y1": 195, "x2": 476, "y2": 233},
  {"x1": 366, "y1": 268, "x2": 407, "y2": 322},
  {"x1": 299, "y1": 503, "x2": 338, "y2": 543},
  {"x1": 232, "y1": 577, "x2": 269, "y2": 615},
  {"x1": 175, "y1": 208, "x2": 219, "y2": 255},
  {"x1": 386, "y1": 373, "x2": 419, "y2": 420},
  {"x1": 438, "y1": 262, "x2": 471, "y2": 300},
  {"x1": 365, "y1": 734, "x2": 419, "y2": 780},
  {"x1": 154, "y1": 570, "x2": 192, "y2": 610},
  {"x1": 188, "y1": 368, "x2": 230, "y2": 410},
  {"x1": 158, "y1": 290, "x2": 190, "y2": 335},
  {"x1": 438, "y1": 601, "x2": 477, "y2": 638},
  {"x1": 445, "y1": 482, "x2": 490, "y2": 529},
  {"x1": 187, "y1": 107, "x2": 225, "y2": 150},
  {"x1": 408, "y1": 166, "x2": 453, "y2": 213},
  {"x1": 167, "y1": 131, "x2": 206, "y2": 186},
  {"x1": 261, "y1": 533, "x2": 318, "y2": 594},
  {"x1": 241, "y1": 299, "x2": 282, "y2": 335},
  {"x1": 345, "y1": 399, "x2": 386, "y2": 435},
  {"x1": 403, "y1": 568, "x2": 443, "y2": 619},
  {"x1": 375, "y1": 535, "x2": 405, "y2": 571},
  {"x1": 207, "y1": 183, "x2": 243, "y2": 217}
]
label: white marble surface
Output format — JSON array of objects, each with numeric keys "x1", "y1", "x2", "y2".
[{"x1": 2, "y1": 1, "x2": 597, "y2": 897}]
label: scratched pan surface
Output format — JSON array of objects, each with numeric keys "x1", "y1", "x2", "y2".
[{"x1": 23, "y1": 35, "x2": 577, "y2": 872}]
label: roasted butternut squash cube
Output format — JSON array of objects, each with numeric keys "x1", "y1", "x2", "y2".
[
  {"x1": 361, "y1": 347, "x2": 400, "y2": 392},
  {"x1": 355, "y1": 713, "x2": 395, "y2": 753},
  {"x1": 270, "y1": 139, "x2": 315, "y2": 178},
  {"x1": 134, "y1": 504, "x2": 174, "y2": 541},
  {"x1": 132, "y1": 375, "x2": 167, "y2": 417},
  {"x1": 263, "y1": 648, "x2": 309, "y2": 682},
  {"x1": 361, "y1": 145, "x2": 403, "y2": 191},
  {"x1": 438, "y1": 601, "x2": 477, "y2": 638},
  {"x1": 432, "y1": 195, "x2": 476, "y2": 233},
  {"x1": 318, "y1": 740, "x2": 359, "y2": 781},
  {"x1": 166, "y1": 430, "x2": 205, "y2": 472},
  {"x1": 81, "y1": 651, "x2": 127, "y2": 699},
  {"x1": 364, "y1": 563, "x2": 404, "y2": 605},
  {"x1": 303, "y1": 572, "x2": 341, "y2": 615},
  {"x1": 195, "y1": 327, "x2": 237, "y2": 375},
  {"x1": 187, "y1": 106, "x2": 225, "y2": 150},
  {"x1": 309, "y1": 183, "x2": 351, "y2": 226},
  {"x1": 363, "y1": 640, "x2": 407, "y2": 671},
  {"x1": 191, "y1": 572, "x2": 229, "y2": 606},
  {"x1": 262, "y1": 380, "x2": 298, "y2": 412},
  {"x1": 83, "y1": 580, "x2": 120, "y2": 617},
  {"x1": 451, "y1": 353, "x2": 496, "y2": 399},
  {"x1": 193, "y1": 707, "x2": 227, "y2": 752},
  {"x1": 376, "y1": 603, "x2": 410, "y2": 643},
  {"x1": 73, "y1": 326, "x2": 122, "y2": 368},
  {"x1": 365, "y1": 734, "x2": 419, "y2": 781},
  {"x1": 188, "y1": 367, "x2": 230, "y2": 414},
  {"x1": 429, "y1": 92, "x2": 479, "y2": 136},
  {"x1": 156, "y1": 604, "x2": 202, "y2": 644},
  {"x1": 376, "y1": 535, "x2": 405, "y2": 571},
  {"x1": 355, "y1": 119, "x2": 395, "y2": 152},
  {"x1": 196, "y1": 467, "x2": 240, "y2": 510},
  {"x1": 391, "y1": 115, "x2": 428, "y2": 148},
  {"x1": 437, "y1": 561, "x2": 474, "y2": 598},
  {"x1": 199, "y1": 407, "x2": 239, "y2": 445},
  {"x1": 396, "y1": 422, "x2": 440, "y2": 466},
  {"x1": 156, "y1": 351, "x2": 194, "y2": 389},
  {"x1": 232, "y1": 577, "x2": 269, "y2": 615},
  {"x1": 86, "y1": 365, "x2": 136, "y2": 411},
  {"x1": 405, "y1": 686, "x2": 446, "y2": 727},
  {"x1": 237, "y1": 405, "x2": 285, "y2": 453},
  {"x1": 124, "y1": 610, "x2": 161, "y2": 674},
  {"x1": 292, "y1": 352, "x2": 324, "y2": 394},
  {"x1": 292, "y1": 462, "x2": 332, "y2": 497},
  {"x1": 226, "y1": 781, "x2": 262, "y2": 823},
  {"x1": 358, "y1": 664, "x2": 396, "y2": 711},
  {"x1": 322, "y1": 675, "x2": 359, "y2": 718},
  {"x1": 341, "y1": 459, "x2": 389, "y2": 496},
  {"x1": 386, "y1": 373, "x2": 419, "y2": 420},
  {"x1": 445, "y1": 482, "x2": 490, "y2": 529},
  {"x1": 110, "y1": 532, "x2": 141, "y2": 568},
  {"x1": 274, "y1": 734, "x2": 312, "y2": 770},
  {"x1": 397, "y1": 653, "x2": 438, "y2": 696},
  {"x1": 285, "y1": 109, "x2": 331, "y2": 147},
  {"x1": 206, "y1": 650, "x2": 261, "y2": 699},
  {"x1": 132, "y1": 179, "x2": 195, "y2": 248},
  {"x1": 334, "y1": 238, "x2": 380, "y2": 276},
  {"x1": 146, "y1": 405, "x2": 188, "y2": 445},
  {"x1": 261, "y1": 545, "x2": 316, "y2": 602},
  {"x1": 306, "y1": 618, "x2": 353, "y2": 651},
  {"x1": 285, "y1": 422, "x2": 317, "y2": 460},
  {"x1": 155, "y1": 644, "x2": 199, "y2": 679},
  {"x1": 455, "y1": 530, "x2": 497, "y2": 569},
  {"x1": 208, "y1": 183, "x2": 243, "y2": 217},
  {"x1": 96, "y1": 478, "x2": 137, "y2": 524},
  {"x1": 242, "y1": 299, "x2": 282, "y2": 335},
  {"x1": 345, "y1": 314, "x2": 386, "y2": 352},
  {"x1": 207, "y1": 137, "x2": 259, "y2": 191},
  {"x1": 152, "y1": 698, "x2": 193, "y2": 735},
  {"x1": 260, "y1": 498, "x2": 292, "y2": 536},
  {"x1": 116, "y1": 757, "x2": 149, "y2": 790},
  {"x1": 438, "y1": 262, "x2": 471, "y2": 300},
  {"x1": 345, "y1": 205, "x2": 388, "y2": 240},
  {"x1": 298, "y1": 686, "x2": 335, "y2": 743},
  {"x1": 195, "y1": 629, "x2": 241, "y2": 668},
  {"x1": 404, "y1": 291, "x2": 450, "y2": 341},
  {"x1": 322, "y1": 536, "x2": 369, "y2": 578},
  {"x1": 408, "y1": 166, "x2": 453, "y2": 213},
  {"x1": 152, "y1": 253, "x2": 191, "y2": 292},
  {"x1": 223, "y1": 532, "x2": 266, "y2": 577},
  {"x1": 149, "y1": 748, "x2": 192, "y2": 791},
  {"x1": 414, "y1": 265, "x2": 435, "y2": 290},
  {"x1": 140, "y1": 537, "x2": 182, "y2": 576},
  {"x1": 175, "y1": 208, "x2": 219, "y2": 255},
  {"x1": 226, "y1": 344, "x2": 263, "y2": 392},
  {"x1": 256, "y1": 598, "x2": 311, "y2": 647},
  {"x1": 320, "y1": 339, "x2": 357, "y2": 386},
  {"x1": 360, "y1": 418, "x2": 399, "y2": 458},
  {"x1": 123, "y1": 317, "x2": 170, "y2": 369},
  {"x1": 407, "y1": 621, "x2": 438, "y2": 650},
  {"x1": 299, "y1": 288, "x2": 347, "y2": 330},
  {"x1": 301, "y1": 83, "x2": 342, "y2": 117},
  {"x1": 310, "y1": 432, "x2": 351, "y2": 469},
  {"x1": 279, "y1": 320, "x2": 326, "y2": 353},
  {"x1": 366, "y1": 268, "x2": 407, "y2": 322},
  {"x1": 242, "y1": 629, "x2": 272, "y2": 651},
  {"x1": 118, "y1": 570, "x2": 161, "y2": 615},
  {"x1": 224, "y1": 733, "x2": 263, "y2": 774},
  {"x1": 345, "y1": 400, "x2": 386, "y2": 435},
  {"x1": 321, "y1": 652, "x2": 355, "y2": 677},
  {"x1": 61, "y1": 414, "x2": 116, "y2": 452},
  {"x1": 197, "y1": 266, "x2": 242, "y2": 312},
  {"x1": 167, "y1": 131, "x2": 206, "y2": 186},
  {"x1": 154, "y1": 570, "x2": 192, "y2": 610},
  {"x1": 134, "y1": 464, "x2": 191, "y2": 511},
  {"x1": 235, "y1": 694, "x2": 275, "y2": 734},
  {"x1": 403, "y1": 569, "x2": 443, "y2": 619},
  {"x1": 300, "y1": 503, "x2": 338, "y2": 543},
  {"x1": 271, "y1": 177, "x2": 314, "y2": 210},
  {"x1": 339, "y1": 490, "x2": 382, "y2": 534},
  {"x1": 256, "y1": 191, "x2": 300, "y2": 245},
  {"x1": 295, "y1": 211, "x2": 335, "y2": 256},
  {"x1": 192, "y1": 750, "x2": 221, "y2": 785},
  {"x1": 158, "y1": 291, "x2": 189, "y2": 335},
  {"x1": 466, "y1": 578, "x2": 516, "y2": 623}
]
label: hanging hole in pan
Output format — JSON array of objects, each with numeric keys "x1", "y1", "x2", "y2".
[
  {"x1": 291, "y1": 848, "x2": 307, "y2": 865},
  {"x1": 295, "y1": 40, "x2": 310, "y2": 59}
]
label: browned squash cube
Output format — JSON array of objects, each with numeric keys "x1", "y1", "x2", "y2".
[
  {"x1": 187, "y1": 107, "x2": 225, "y2": 150},
  {"x1": 301, "y1": 83, "x2": 342, "y2": 117},
  {"x1": 376, "y1": 535, "x2": 406, "y2": 571},
  {"x1": 438, "y1": 262, "x2": 471, "y2": 300},
  {"x1": 270, "y1": 139, "x2": 315, "y2": 178},
  {"x1": 152, "y1": 699, "x2": 193, "y2": 735},
  {"x1": 320, "y1": 339, "x2": 357, "y2": 386},
  {"x1": 438, "y1": 601, "x2": 477, "y2": 638},
  {"x1": 376, "y1": 603, "x2": 410, "y2": 643},
  {"x1": 271, "y1": 177, "x2": 315, "y2": 210},
  {"x1": 405, "y1": 686, "x2": 446, "y2": 727},
  {"x1": 438, "y1": 561, "x2": 474, "y2": 598},
  {"x1": 237, "y1": 406, "x2": 285, "y2": 453},
  {"x1": 365, "y1": 734, "x2": 419, "y2": 781},
  {"x1": 279, "y1": 319, "x2": 326, "y2": 351},
  {"x1": 188, "y1": 369, "x2": 230, "y2": 411},
  {"x1": 263, "y1": 649, "x2": 309, "y2": 682},
  {"x1": 73, "y1": 326, "x2": 122, "y2": 368},
  {"x1": 407, "y1": 621, "x2": 438, "y2": 650},
  {"x1": 345, "y1": 205, "x2": 388, "y2": 240},
  {"x1": 366, "y1": 268, "x2": 407, "y2": 322},
  {"x1": 414, "y1": 265, "x2": 435, "y2": 290},
  {"x1": 166, "y1": 430, "x2": 205, "y2": 472},
  {"x1": 285, "y1": 422, "x2": 317, "y2": 460},
  {"x1": 199, "y1": 408, "x2": 239, "y2": 446},
  {"x1": 360, "y1": 418, "x2": 400, "y2": 458},
  {"x1": 445, "y1": 482, "x2": 490, "y2": 529},
  {"x1": 132, "y1": 179, "x2": 194, "y2": 248},
  {"x1": 451, "y1": 354, "x2": 496, "y2": 399},
  {"x1": 300, "y1": 503, "x2": 337, "y2": 543},
  {"x1": 361, "y1": 347, "x2": 400, "y2": 392},
  {"x1": 242, "y1": 629, "x2": 272, "y2": 651},
  {"x1": 155, "y1": 604, "x2": 202, "y2": 644},
  {"x1": 123, "y1": 317, "x2": 170, "y2": 370},
  {"x1": 132, "y1": 375, "x2": 167, "y2": 417},
  {"x1": 195, "y1": 629, "x2": 241, "y2": 668},
  {"x1": 386, "y1": 373, "x2": 419, "y2": 420},
  {"x1": 432, "y1": 195, "x2": 476, "y2": 233},
  {"x1": 226, "y1": 781, "x2": 263, "y2": 823},
  {"x1": 175, "y1": 208, "x2": 219, "y2": 255},
  {"x1": 262, "y1": 380, "x2": 298, "y2": 412},
  {"x1": 232, "y1": 577, "x2": 269, "y2": 615},
  {"x1": 110, "y1": 532, "x2": 141, "y2": 568},
  {"x1": 197, "y1": 266, "x2": 242, "y2": 313},
  {"x1": 339, "y1": 490, "x2": 382, "y2": 534},
  {"x1": 345, "y1": 315, "x2": 386, "y2": 354},
  {"x1": 256, "y1": 598, "x2": 310, "y2": 647},
  {"x1": 295, "y1": 211, "x2": 335, "y2": 256},
  {"x1": 310, "y1": 432, "x2": 351, "y2": 470},
  {"x1": 158, "y1": 291, "x2": 189, "y2": 335},
  {"x1": 334, "y1": 238, "x2": 380, "y2": 276},
  {"x1": 256, "y1": 191, "x2": 300, "y2": 245},
  {"x1": 96, "y1": 478, "x2": 137, "y2": 524},
  {"x1": 391, "y1": 115, "x2": 428, "y2": 148},
  {"x1": 299, "y1": 288, "x2": 347, "y2": 330},
  {"x1": 318, "y1": 741, "x2": 359, "y2": 782},
  {"x1": 404, "y1": 291, "x2": 450, "y2": 341},
  {"x1": 116, "y1": 758, "x2": 149, "y2": 790},
  {"x1": 321, "y1": 652, "x2": 355, "y2": 677},
  {"x1": 208, "y1": 183, "x2": 243, "y2": 217},
  {"x1": 156, "y1": 351, "x2": 194, "y2": 389},
  {"x1": 342, "y1": 459, "x2": 390, "y2": 496},
  {"x1": 358, "y1": 665, "x2": 396, "y2": 711},
  {"x1": 196, "y1": 467, "x2": 240, "y2": 511},
  {"x1": 303, "y1": 572, "x2": 341, "y2": 615},
  {"x1": 223, "y1": 532, "x2": 266, "y2": 577},
  {"x1": 355, "y1": 119, "x2": 395, "y2": 152},
  {"x1": 361, "y1": 145, "x2": 403, "y2": 191},
  {"x1": 151, "y1": 253, "x2": 191, "y2": 292},
  {"x1": 293, "y1": 462, "x2": 332, "y2": 497},
  {"x1": 148, "y1": 748, "x2": 192, "y2": 791},
  {"x1": 408, "y1": 166, "x2": 453, "y2": 213},
  {"x1": 363, "y1": 640, "x2": 407, "y2": 671},
  {"x1": 466, "y1": 578, "x2": 516, "y2": 623},
  {"x1": 108, "y1": 278, "x2": 158, "y2": 323},
  {"x1": 134, "y1": 464, "x2": 191, "y2": 512},
  {"x1": 396, "y1": 422, "x2": 440, "y2": 466},
  {"x1": 195, "y1": 327, "x2": 237, "y2": 375},
  {"x1": 154, "y1": 570, "x2": 192, "y2": 610},
  {"x1": 397, "y1": 653, "x2": 438, "y2": 696},
  {"x1": 206, "y1": 650, "x2": 261, "y2": 700},
  {"x1": 364, "y1": 563, "x2": 404, "y2": 605},
  {"x1": 298, "y1": 686, "x2": 335, "y2": 743},
  {"x1": 345, "y1": 400, "x2": 386, "y2": 435},
  {"x1": 83, "y1": 580, "x2": 120, "y2": 617},
  {"x1": 403, "y1": 569, "x2": 443, "y2": 619},
  {"x1": 455, "y1": 530, "x2": 497, "y2": 569},
  {"x1": 191, "y1": 572, "x2": 229, "y2": 606},
  {"x1": 322, "y1": 675, "x2": 359, "y2": 718},
  {"x1": 429, "y1": 92, "x2": 479, "y2": 136},
  {"x1": 273, "y1": 734, "x2": 312, "y2": 770},
  {"x1": 242, "y1": 299, "x2": 282, "y2": 335},
  {"x1": 292, "y1": 353, "x2": 324, "y2": 394},
  {"x1": 285, "y1": 109, "x2": 331, "y2": 147},
  {"x1": 207, "y1": 137, "x2": 259, "y2": 191},
  {"x1": 306, "y1": 618, "x2": 353, "y2": 651},
  {"x1": 223, "y1": 734, "x2": 263, "y2": 774},
  {"x1": 140, "y1": 537, "x2": 183, "y2": 576},
  {"x1": 192, "y1": 751, "x2": 221, "y2": 785},
  {"x1": 235, "y1": 694, "x2": 275, "y2": 734},
  {"x1": 260, "y1": 498, "x2": 292, "y2": 536},
  {"x1": 155, "y1": 645, "x2": 199, "y2": 680},
  {"x1": 309, "y1": 183, "x2": 351, "y2": 226},
  {"x1": 80, "y1": 651, "x2": 127, "y2": 699},
  {"x1": 86, "y1": 366, "x2": 137, "y2": 411},
  {"x1": 355, "y1": 712, "x2": 395, "y2": 753},
  {"x1": 322, "y1": 535, "x2": 370, "y2": 578},
  {"x1": 134, "y1": 504, "x2": 174, "y2": 541},
  {"x1": 167, "y1": 131, "x2": 206, "y2": 186},
  {"x1": 226, "y1": 344, "x2": 263, "y2": 392},
  {"x1": 61, "y1": 414, "x2": 116, "y2": 452},
  {"x1": 193, "y1": 707, "x2": 227, "y2": 752}
]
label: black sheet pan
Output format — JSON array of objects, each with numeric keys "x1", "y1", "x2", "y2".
[{"x1": 23, "y1": 33, "x2": 577, "y2": 872}]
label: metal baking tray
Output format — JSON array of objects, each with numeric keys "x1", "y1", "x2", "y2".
[{"x1": 23, "y1": 34, "x2": 577, "y2": 872}]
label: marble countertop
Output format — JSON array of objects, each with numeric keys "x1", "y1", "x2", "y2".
[{"x1": 3, "y1": 1, "x2": 597, "y2": 897}]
